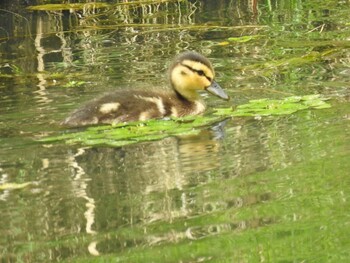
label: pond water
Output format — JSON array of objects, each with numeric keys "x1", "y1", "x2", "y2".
[{"x1": 1, "y1": 0, "x2": 349, "y2": 262}]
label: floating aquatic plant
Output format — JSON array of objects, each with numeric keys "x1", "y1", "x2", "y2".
[
  {"x1": 40, "y1": 95, "x2": 331, "y2": 147},
  {"x1": 26, "y1": 3, "x2": 110, "y2": 11},
  {"x1": 218, "y1": 35, "x2": 263, "y2": 46},
  {"x1": 62, "y1": 80, "x2": 87, "y2": 88},
  {"x1": 0, "y1": 182, "x2": 34, "y2": 191},
  {"x1": 41, "y1": 115, "x2": 221, "y2": 147},
  {"x1": 26, "y1": 0, "x2": 185, "y2": 11},
  {"x1": 214, "y1": 95, "x2": 331, "y2": 117}
]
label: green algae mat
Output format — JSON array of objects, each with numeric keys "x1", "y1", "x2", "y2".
[{"x1": 40, "y1": 95, "x2": 331, "y2": 147}]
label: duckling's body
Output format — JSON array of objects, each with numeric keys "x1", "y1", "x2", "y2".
[{"x1": 62, "y1": 51, "x2": 229, "y2": 127}]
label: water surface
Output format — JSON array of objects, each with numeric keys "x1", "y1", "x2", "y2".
[{"x1": 0, "y1": 0, "x2": 349, "y2": 262}]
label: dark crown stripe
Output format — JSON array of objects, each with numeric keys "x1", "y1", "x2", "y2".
[{"x1": 180, "y1": 63, "x2": 212, "y2": 81}]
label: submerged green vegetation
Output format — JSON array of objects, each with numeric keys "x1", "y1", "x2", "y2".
[
  {"x1": 40, "y1": 95, "x2": 331, "y2": 147},
  {"x1": 1, "y1": 0, "x2": 349, "y2": 262}
]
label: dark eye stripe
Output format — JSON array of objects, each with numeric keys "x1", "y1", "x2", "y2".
[{"x1": 180, "y1": 63, "x2": 212, "y2": 81}]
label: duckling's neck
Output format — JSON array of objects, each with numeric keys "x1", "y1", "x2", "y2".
[
  {"x1": 172, "y1": 83, "x2": 202, "y2": 102},
  {"x1": 172, "y1": 88, "x2": 206, "y2": 116}
]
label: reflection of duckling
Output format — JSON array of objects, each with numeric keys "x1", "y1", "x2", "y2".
[{"x1": 62, "y1": 51, "x2": 229, "y2": 127}]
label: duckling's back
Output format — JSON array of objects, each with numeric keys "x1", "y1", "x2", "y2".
[{"x1": 61, "y1": 89, "x2": 203, "y2": 127}]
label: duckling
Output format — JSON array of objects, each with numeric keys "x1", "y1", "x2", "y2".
[{"x1": 61, "y1": 51, "x2": 229, "y2": 127}]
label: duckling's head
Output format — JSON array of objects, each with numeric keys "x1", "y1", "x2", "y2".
[{"x1": 169, "y1": 51, "x2": 229, "y2": 101}]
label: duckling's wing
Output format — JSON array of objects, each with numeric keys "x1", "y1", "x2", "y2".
[{"x1": 61, "y1": 90, "x2": 175, "y2": 127}]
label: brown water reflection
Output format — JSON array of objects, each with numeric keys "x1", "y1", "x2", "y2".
[{"x1": 68, "y1": 125, "x2": 226, "y2": 225}]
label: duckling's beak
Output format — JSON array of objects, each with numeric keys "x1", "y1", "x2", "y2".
[{"x1": 206, "y1": 81, "x2": 229, "y2": 101}]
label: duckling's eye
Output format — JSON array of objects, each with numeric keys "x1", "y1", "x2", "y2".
[
  {"x1": 197, "y1": 70, "x2": 212, "y2": 81},
  {"x1": 197, "y1": 70, "x2": 205, "y2": 76}
]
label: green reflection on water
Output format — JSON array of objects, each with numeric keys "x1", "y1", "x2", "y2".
[
  {"x1": 51, "y1": 154, "x2": 349, "y2": 263},
  {"x1": 0, "y1": 0, "x2": 350, "y2": 262}
]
